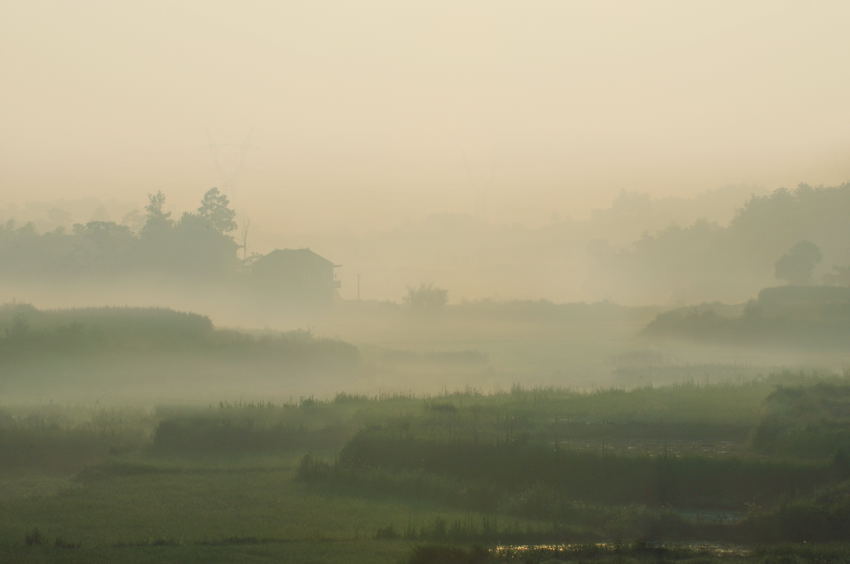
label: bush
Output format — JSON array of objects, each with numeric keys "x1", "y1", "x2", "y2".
[
  {"x1": 404, "y1": 283, "x2": 448, "y2": 310},
  {"x1": 24, "y1": 528, "x2": 45, "y2": 546}
]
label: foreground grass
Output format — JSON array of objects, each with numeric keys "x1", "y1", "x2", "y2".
[
  {"x1": 4, "y1": 375, "x2": 850, "y2": 562},
  {"x1": 0, "y1": 539, "x2": 412, "y2": 564},
  {"x1": 0, "y1": 455, "x2": 543, "y2": 563}
]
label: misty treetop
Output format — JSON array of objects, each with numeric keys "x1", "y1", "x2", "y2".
[
  {"x1": 590, "y1": 182, "x2": 850, "y2": 303},
  {"x1": 197, "y1": 187, "x2": 237, "y2": 234},
  {"x1": 404, "y1": 283, "x2": 448, "y2": 311},
  {"x1": 774, "y1": 240, "x2": 822, "y2": 285},
  {"x1": 0, "y1": 188, "x2": 338, "y2": 308},
  {"x1": 5, "y1": 182, "x2": 850, "y2": 308},
  {"x1": 0, "y1": 189, "x2": 236, "y2": 277}
]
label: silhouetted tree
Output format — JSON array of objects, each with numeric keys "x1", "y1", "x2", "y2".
[
  {"x1": 137, "y1": 191, "x2": 175, "y2": 269},
  {"x1": 170, "y1": 211, "x2": 239, "y2": 275},
  {"x1": 825, "y1": 265, "x2": 850, "y2": 286},
  {"x1": 0, "y1": 190, "x2": 247, "y2": 284},
  {"x1": 404, "y1": 283, "x2": 448, "y2": 310},
  {"x1": 142, "y1": 191, "x2": 173, "y2": 235},
  {"x1": 198, "y1": 187, "x2": 237, "y2": 234},
  {"x1": 121, "y1": 209, "x2": 145, "y2": 233},
  {"x1": 775, "y1": 240, "x2": 822, "y2": 285},
  {"x1": 71, "y1": 221, "x2": 135, "y2": 273}
]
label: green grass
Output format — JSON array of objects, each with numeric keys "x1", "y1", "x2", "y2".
[
  {"x1": 4, "y1": 375, "x2": 850, "y2": 561},
  {"x1": 0, "y1": 539, "x2": 414, "y2": 564},
  {"x1": 0, "y1": 454, "x2": 546, "y2": 563}
]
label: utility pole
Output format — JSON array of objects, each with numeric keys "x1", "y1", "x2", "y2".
[{"x1": 239, "y1": 218, "x2": 250, "y2": 261}]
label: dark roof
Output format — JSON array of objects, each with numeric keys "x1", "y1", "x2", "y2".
[{"x1": 253, "y1": 248, "x2": 338, "y2": 269}]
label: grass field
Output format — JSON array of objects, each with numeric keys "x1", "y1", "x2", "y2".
[
  {"x1": 0, "y1": 454, "x2": 486, "y2": 563},
  {"x1": 2, "y1": 373, "x2": 850, "y2": 562}
]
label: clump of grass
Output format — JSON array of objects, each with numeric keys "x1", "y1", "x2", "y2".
[
  {"x1": 53, "y1": 537, "x2": 81, "y2": 549},
  {"x1": 22, "y1": 527, "x2": 81, "y2": 548},
  {"x1": 24, "y1": 528, "x2": 45, "y2": 546},
  {"x1": 113, "y1": 538, "x2": 180, "y2": 547}
]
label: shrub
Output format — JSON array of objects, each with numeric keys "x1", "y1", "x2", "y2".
[{"x1": 24, "y1": 528, "x2": 45, "y2": 546}]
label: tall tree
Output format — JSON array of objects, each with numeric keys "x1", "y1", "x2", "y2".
[
  {"x1": 198, "y1": 187, "x2": 237, "y2": 234},
  {"x1": 142, "y1": 191, "x2": 173, "y2": 233}
]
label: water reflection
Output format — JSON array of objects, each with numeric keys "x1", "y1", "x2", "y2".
[{"x1": 493, "y1": 541, "x2": 753, "y2": 558}]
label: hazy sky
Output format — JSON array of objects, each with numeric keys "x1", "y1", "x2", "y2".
[{"x1": 3, "y1": 0, "x2": 850, "y2": 234}]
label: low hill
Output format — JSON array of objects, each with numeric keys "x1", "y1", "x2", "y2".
[
  {"x1": 644, "y1": 285, "x2": 850, "y2": 348},
  {"x1": 0, "y1": 304, "x2": 359, "y2": 401}
]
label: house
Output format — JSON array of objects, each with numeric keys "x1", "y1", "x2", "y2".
[
  {"x1": 251, "y1": 248, "x2": 340, "y2": 307},
  {"x1": 756, "y1": 285, "x2": 850, "y2": 318}
]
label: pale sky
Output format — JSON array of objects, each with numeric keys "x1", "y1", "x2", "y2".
[{"x1": 3, "y1": 0, "x2": 850, "y2": 234}]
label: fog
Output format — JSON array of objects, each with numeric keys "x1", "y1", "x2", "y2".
[
  {"x1": 4, "y1": 1, "x2": 850, "y2": 249},
  {"x1": 3, "y1": 0, "x2": 850, "y2": 394},
  {"x1": 4, "y1": 3, "x2": 850, "y2": 562}
]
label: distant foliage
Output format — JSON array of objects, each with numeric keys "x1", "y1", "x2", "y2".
[
  {"x1": 0, "y1": 304, "x2": 213, "y2": 354},
  {"x1": 774, "y1": 240, "x2": 822, "y2": 285},
  {"x1": 404, "y1": 283, "x2": 448, "y2": 310},
  {"x1": 0, "y1": 188, "x2": 238, "y2": 283},
  {"x1": 752, "y1": 383, "x2": 850, "y2": 458},
  {"x1": 644, "y1": 285, "x2": 850, "y2": 348},
  {"x1": 590, "y1": 182, "x2": 850, "y2": 303},
  {"x1": 0, "y1": 304, "x2": 359, "y2": 394},
  {"x1": 142, "y1": 190, "x2": 172, "y2": 233},
  {"x1": 197, "y1": 187, "x2": 237, "y2": 234},
  {"x1": 824, "y1": 265, "x2": 850, "y2": 286}
]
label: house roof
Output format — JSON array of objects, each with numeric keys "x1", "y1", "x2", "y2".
[
  {"x1": 253, "y1": 248, "x2": 339, "y2": 269},
  {"x1": 759, "y1": 285, "x2": 850, "y2": 306}
]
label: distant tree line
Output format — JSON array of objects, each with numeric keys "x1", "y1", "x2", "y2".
[
  {"x1": 6, "y1": 182, "x2": 850, "y2": 306},
  {"x1": 590, "y1": 183, "x2": 850, "y2": 303},
  {"x1": 0, "y1": 188, "x2": 240, "y2": 282}
]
